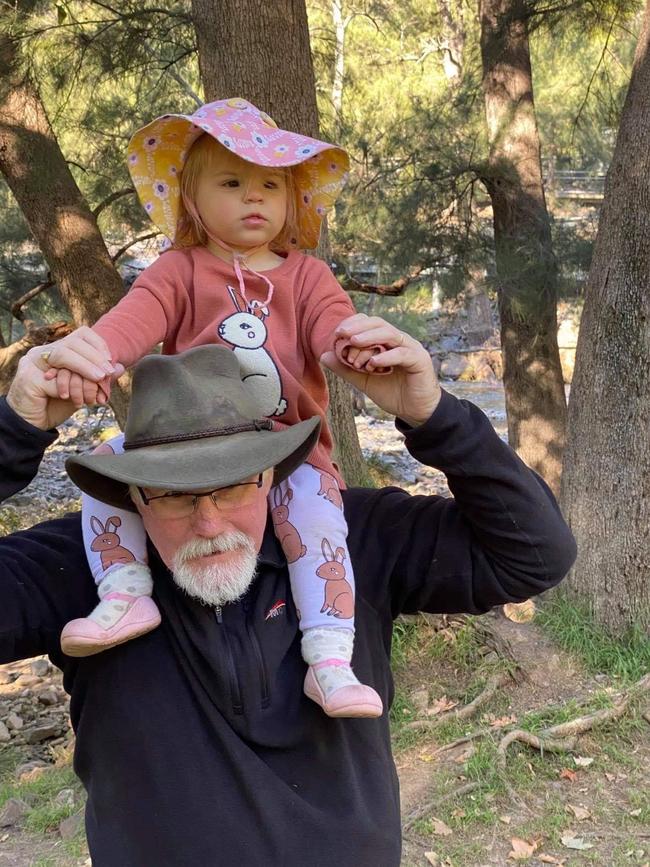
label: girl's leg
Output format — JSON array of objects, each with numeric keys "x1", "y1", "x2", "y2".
[
  {"x1": 270, "y1": 463, "x2": 383, "y2": 718},
  {"x1": 60, "y1": 433, "x2": 160, "y2": 656}
]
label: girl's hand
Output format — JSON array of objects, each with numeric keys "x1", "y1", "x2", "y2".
[
  {"x1": 321, "y1": 314, "x2": 441, "y2": 427},
  {"x1": 41, "y1": 326, "x2": 115, "y2": 382},
  {"x1": 51, "y1": 368, "x2": 112, "y2": 408}
]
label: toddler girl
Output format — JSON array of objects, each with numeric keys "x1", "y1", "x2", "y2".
[{"x1": 54, "y1": 98, "x2": 387, "y2": 718}]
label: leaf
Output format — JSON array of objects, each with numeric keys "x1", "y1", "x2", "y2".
[
  {"x1": 424, "y1": 853, "x2": 440, "y2": 866},
  {"x1": 427, "y1": 696, "x2": 458, "y2": 716},
  {"x1": 508, "y1": 837, "x2": 539, "y2": 860},
  {"x1": 539, "y1": 856, "x2": 565, "y2": 865},
  {"x1": 503, "y1": 600, "x2": 536, "y2": 623},
  {"x1": 559, "y1": 768, "x2": 577, "y2": 782},
  {"x1": 566, "y1": 804, "x2": 591, "y2": 821},
  {"x1": 573, "y1": 756, "x2": 594, "y2": 768},
  {"x1": 487, "y1": 714, "x2": 517, "y2": 729},
  {"x1": 499, "y1": 814, "x2": 512, "y2": 825},
  {"x1": 561, "y1": 833, "x2": 593, "y2": 850},
  {"x1": 629, "y1": 808, "x2": 642, "y2": 817},
  {"x1": 431, "y1": 818, "x2": 453, "y2": 837}
]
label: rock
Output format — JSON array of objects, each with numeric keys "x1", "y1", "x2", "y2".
[
  {"x1": 5, "y1": 713, "x2": 23, "y2": 730},
  {"x1": 0, "y1": 670, "x2": 17, "y2": 685},
  {"x1": 0, "y1": 798, "x2": 29, "y2": 828},
  {"x1": 30, "y1": 659, "x2": 50, "y2": 677},
  {"x1": 24, "y1": 721, "x2": 61, "y2": 743},
  {"x1": 410, "y1": 688, "x2": 430, "y2": 714},
  {"x1": 440, "y1": 353, "x2": 468, "y2": 380},
  {"x1": 59, "y1": 810, "x2": 84, "y2": 841},
  {"x1": 37, "y1": 688, "x2": 60, "y2": 706},
  {"x1": 54, "y1": 788, "x2": 76, "y2": 809},
  {"x1": 17, "y1": 675, "x2": 41, "y2": 687},
  {"x1": 0, "y1": 721, "x2": 10, "y2": 742},
  {"x1": 439, "y1": 334, "x2": 465, "y2": 352},
  {"x1": 15, "y1": 761, "x2": 49, "y2": 783}
]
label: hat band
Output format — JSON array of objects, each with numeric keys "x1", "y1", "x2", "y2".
[{"x1": 123, "y1": 419, "x2": 273, "y2": 450}]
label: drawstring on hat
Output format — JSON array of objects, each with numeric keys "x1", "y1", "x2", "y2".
[{"x1": 182, "y1": 195, "x2": 276, "y2": 314}]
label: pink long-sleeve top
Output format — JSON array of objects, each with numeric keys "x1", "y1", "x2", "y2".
[{"x1": 94, "y1": 247, "x2": 355, "y2": 482}]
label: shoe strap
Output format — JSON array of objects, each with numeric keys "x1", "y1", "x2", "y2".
[
  {"x1": 104, "y1": 592, "x2": 138, "y2": 603},
  {"x1": 312, "y1": 658, "x2": 351, "y2": 670}
]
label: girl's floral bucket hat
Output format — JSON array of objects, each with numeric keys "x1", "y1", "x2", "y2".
[{"x1": 127, "y1": 97, "x2": 350, "y2": 249}]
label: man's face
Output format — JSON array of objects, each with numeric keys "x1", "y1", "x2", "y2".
[{"x1": 135, "y1": 469, "x2": 274, "y2": 606}]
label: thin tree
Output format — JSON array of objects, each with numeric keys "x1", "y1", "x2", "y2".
[
  {"x1": 191, "y1": 0, "x2": 369, "y2": 486},
  {"x1": 479, "y1": 0, "x2": 567, "y2": 494},
  {"x1": 560, "y1": 0, "x2": 650, "y2": 636}
]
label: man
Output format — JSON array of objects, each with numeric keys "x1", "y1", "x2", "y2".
[{"x1": 1, "y1": 318, "x2": 576, "y2": 867}]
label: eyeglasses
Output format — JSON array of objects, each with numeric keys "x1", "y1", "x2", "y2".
[{"x1": 138, "y1": 473, "x2": 264, "y2": 518}]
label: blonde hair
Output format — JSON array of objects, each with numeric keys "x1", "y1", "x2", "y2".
[{"x1": 174, "y1": 134, "x2": 299, "y2": 252}]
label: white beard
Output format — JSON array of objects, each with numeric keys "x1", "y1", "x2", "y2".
[{"x1": 171, "y1": 530, "x2": 258, "y2": 608}]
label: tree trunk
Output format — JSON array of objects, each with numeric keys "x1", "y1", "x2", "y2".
[
  {"x1": 560, "y1": 1, "x2": 650, "y2": 636},
  {"x1": 191, "y1": 0, "x2": 369, "y2": 486},
  {"x1": 0, "y1": 33, "x2": 130, "y2": 423},
  {"x1": 478, "y1": 0, "x2": 567, "y2": 494}
]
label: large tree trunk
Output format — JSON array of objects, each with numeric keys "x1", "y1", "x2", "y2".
[
  {"x1": 191, "y1": 0, "x2": 369, "y2": 486},
  {"x1": 0, "y1": 33, "x2": 130, "y2": 423},
  {"x1": 560, "y1": 1, "x2": 650, "y2": 636},
  {"x1": 479, "y1": 0, "x2": 567, "y2": 494}
]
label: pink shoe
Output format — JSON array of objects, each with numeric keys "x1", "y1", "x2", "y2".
[
  {"x1": 303, "y1": 666, "x2": 383, "y2": 718},
  {"x1": 60, "y1": 596, "x2": 161, "y2": 657}
]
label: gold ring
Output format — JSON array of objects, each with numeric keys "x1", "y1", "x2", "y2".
[
  {"x1": 40, "y1": 351, "x2": 51, "y2": 364},
  {"x1": 397, "y1": 332, "x2": 405, "y2": 347}
]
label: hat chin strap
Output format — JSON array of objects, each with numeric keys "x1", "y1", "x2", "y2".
[{"x1": 184, "y1": 197, "x2": 276, "y2": 313}]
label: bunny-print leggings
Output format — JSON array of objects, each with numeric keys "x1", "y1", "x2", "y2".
[{"x1": 82, "y1": 435, "x2": 355, "y2": 636}]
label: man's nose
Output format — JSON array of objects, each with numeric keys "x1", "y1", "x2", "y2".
[{"x1": 189, "y1": 497, "x2": 230, "y2": 536}]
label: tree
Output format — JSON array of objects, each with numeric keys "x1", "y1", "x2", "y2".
[
  {"x1": 192, "y1": 0, "x2": 370, "y2": 486},
  {"x1": 478, "y1": 0, "x2": 567, "y2": 494},
  {"x1": 0, "y1": 19, "x2": 130, "y2": 417},
  {"x1": 560, "y1": 0, "x2": 650, "y2": 636}
]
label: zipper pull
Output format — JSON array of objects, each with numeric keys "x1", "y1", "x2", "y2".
[{"x1": 215, "y1": 606, "x2": 223, "y2": 624}]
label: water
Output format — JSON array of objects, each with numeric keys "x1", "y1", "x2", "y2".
[{"x1": 442, "y1": 381, "x2": 507, "y2": 436}]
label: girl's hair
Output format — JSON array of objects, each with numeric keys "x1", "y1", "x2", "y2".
[{"x1": 174, "y1": 134, "x2": 299, "y2": 252}]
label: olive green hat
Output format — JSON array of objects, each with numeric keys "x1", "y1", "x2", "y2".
[{"x1": 65, "y1": 345, "x2": 321, "y2": 511}]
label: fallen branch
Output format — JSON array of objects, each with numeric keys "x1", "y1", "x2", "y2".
[
  {"x1": 403, "y1": 782, "x2": 480, "y2": 831},
  {"x1": 404, "y1": 671, "x2": 511, "y2": 733},
  {"x1": 340, "y1": 267, "x2": 424, "y2": 297}
]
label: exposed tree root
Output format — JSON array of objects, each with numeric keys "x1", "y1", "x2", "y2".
[
  {"x1": 404, "y1": 671, "x2": 512, "y2": 733},
  {"x1": 402, "y1": 782, "x2": 481, "y2": 831},
  {"x1": 497, "y1": 672, "x2": 650, "y2": 769}
]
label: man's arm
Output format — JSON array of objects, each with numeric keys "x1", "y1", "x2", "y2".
[
  {"x1": 0, "y1": 397, "x2": 57, "y2": 502},
  {"x1": 0, "y1": 342, "x2": 104, "y2": 662},
  {"x1": 345, "y1": 389, "x2": 576, "y2": 616}
]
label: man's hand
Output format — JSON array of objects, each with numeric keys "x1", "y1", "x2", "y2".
[
  {"x1": 6, "y1": 330, "x2": 123, "y2": 430},
  {"x1": 321, "y1": 314, "x2": 442, "y2": 428}
]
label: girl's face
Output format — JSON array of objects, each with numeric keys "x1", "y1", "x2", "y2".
[{"x1": 194, "y1": 147, "x2": 288, "y2": 253}]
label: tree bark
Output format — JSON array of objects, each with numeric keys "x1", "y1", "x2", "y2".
[
  {"x1": 560, "y1": 0, "x2": 650, "y2": 636},
  {"x1": 191, "y1": 0, "x2": 369, "y2": 486},
  {"x1": 0, "y1": 33, "x2": 130, "y2": 423},
  {"x1": 478, "y1": 0, "x2": 567, "y2": 494}
]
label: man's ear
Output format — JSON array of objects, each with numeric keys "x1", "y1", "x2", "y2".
[{"x1": 262, "y1": 468, "x2": 275, "y2": 495}]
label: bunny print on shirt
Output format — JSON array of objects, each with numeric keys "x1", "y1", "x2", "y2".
[{"x1": 217, "y1": 286, "x2": 287, "y2": 418}]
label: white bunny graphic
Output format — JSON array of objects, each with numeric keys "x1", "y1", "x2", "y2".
[{"x1": 217, "y1": 286, "x2": 287, "y2": 417}]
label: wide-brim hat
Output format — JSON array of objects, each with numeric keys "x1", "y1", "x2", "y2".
[
  {"x1": 127, "y1": 97, "x2": 350, "y2": 249},
  {"x1": 66, "y1": 346, "x2": 321, "y2": 512}
]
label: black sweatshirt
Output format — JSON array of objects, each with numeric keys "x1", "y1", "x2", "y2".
[{"x1": 0, "y1": 392, "x2": 576, "y2": 867}]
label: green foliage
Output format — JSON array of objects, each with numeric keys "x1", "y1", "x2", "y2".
[{"x1": 538, "y1": 592, "x2": 650, "y2": 683}]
